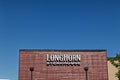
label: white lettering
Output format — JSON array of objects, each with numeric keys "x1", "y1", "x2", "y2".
[{"x1": 46, "y1": 54, "x2": 81, "y2": 66}]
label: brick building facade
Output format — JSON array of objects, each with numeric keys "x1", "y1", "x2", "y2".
[{"x1": 19, "y1": 49, "x2": 108, "y2": 80}]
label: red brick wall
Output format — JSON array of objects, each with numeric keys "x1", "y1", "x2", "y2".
[{"x1": 19, "y1": 50, "x2": 108, "y2": 80}]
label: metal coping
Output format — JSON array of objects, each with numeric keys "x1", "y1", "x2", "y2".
[{"x1": 19, "y1": 49, "x2": 107, "y2": 52}]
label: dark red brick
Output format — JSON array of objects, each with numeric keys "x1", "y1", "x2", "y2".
[{"x1": 19, "y1": 50, "x2": 108, "y2": 80}]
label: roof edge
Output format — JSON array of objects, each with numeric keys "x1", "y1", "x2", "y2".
[
  {"x1": 107, "y1": 57, "x2": 116, "y2": 60},
  {"x1": 19, "y1": 49, "x2": 107, "y2": 52}
]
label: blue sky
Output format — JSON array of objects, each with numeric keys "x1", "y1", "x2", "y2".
[{"x1": 0, "y1": 0, "x2": 120, "y2": 80}]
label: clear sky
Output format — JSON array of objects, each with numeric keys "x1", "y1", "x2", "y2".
[{"x1": 0, "y1": 0, "x2": 120, "y2": 80}]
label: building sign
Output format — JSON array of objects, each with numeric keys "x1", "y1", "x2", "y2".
[{"x1": 46, "y1": 54, "x2": 81, "y2": 66}]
